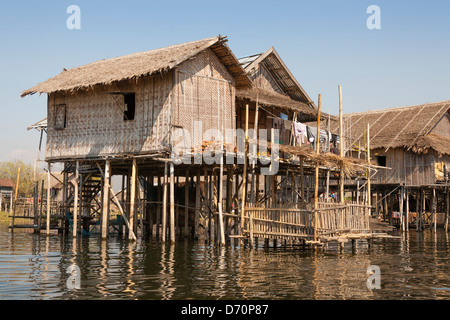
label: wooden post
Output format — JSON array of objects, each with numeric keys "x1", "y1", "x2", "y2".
[
  {"x1": 129, "y1": 159, "x2": 137, "y2": 240},
  {"x1": 46, "y1": 163, "x2": 51, "y2": 234},
  {"x1": 406, "y1": 188, "x2": 409, "y2": 232},
  {"x1": 241, "y1": 104, "x2": 249, "y2": 238},
  {"x1": 11, "y1": 167, "x2": 21, "y2": 229},
  {"x1": 102, "y1": 160, "x2": 111, "y2": 239},
  {"x1": 156, "y1": 176, "x2": 161, "y2": 238},
  {"x1": 184, "y1": 170, "x2": 189, "y2": 238},
  {"x1": 399, "y1": 187, "x2": 404, "y2": 232},
  {"x1": 300, "y1": 157, "x2": 305, "y2": 208},
  {"x1": 367, "y1": 123, "x2": 371, "y2": 217},
  {"x1": 195, "y1": 169, "x2": 201, "y2": 240},
  {"x1": 432, "y1": 187, "x2": 437, "y2": 232},
  {"x1": 162, "y1": 162, "x2": 168, "y2": 243},
  {"x1": 73, "y1": 161, "x2": 79, "y2": 238},
  {"x1": 313, "y1": 94, "x2": 321, "y2": 242},
  {"x1": 445, "y1": 188, "x2": 449, "y2": 232},
  {"x1": 218, "y1": 157, "x2": 226, "y2": 246},
  {"x1": 170, "y1": 162, "x2": 175, "y2": 244},
  {"x1": 339, "y1": 85, "x2": 344, "y2": 204}
]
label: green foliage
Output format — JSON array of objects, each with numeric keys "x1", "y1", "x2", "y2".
[{"x1": 0, "y1": 160, "x2": 39, "y2": 197}]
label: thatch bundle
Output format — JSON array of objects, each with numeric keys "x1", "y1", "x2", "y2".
[{"x1": 412, "y1": 133, "x2": 450, "y2": 156}]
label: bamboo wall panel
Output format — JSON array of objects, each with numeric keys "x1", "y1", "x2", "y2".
[
  {"x1": 46, "y1": 74, "x2": 173, "y2": 160},
  {"x1": 175, "y1": 49, "x2": 236, "y2": 151},
  {"x1": 249, "y1": 64, "x2": 284, "y2": 95}
]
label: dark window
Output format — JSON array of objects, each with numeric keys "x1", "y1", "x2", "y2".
[
  {"x1": 123, "y1": 93, "x2": 135, "y2": 120},
  {"x1": 377, "y1": 156, "x2": 386, "y2": 167},
  {"x1": 54, "y1": 104, "x2": 66, "y2": 129}
]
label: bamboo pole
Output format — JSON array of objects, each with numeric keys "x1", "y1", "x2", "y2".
[
  {"x1": 445, "y1": 188, "x2": 449, "y2": 232},
  {"x1": 367, "y1": 123, "x2": 371, "y2": 217},
  {"x1": 240, "y1": 104, "x2": 249, "y2": 238},
  {"x1": 102, "y1": 160, "x2": 111, "y2": 239},
  {"x1": 11, "y1": 167, "x2": 21, "y2": 229},
  {"x1": 339, "y1": 85, "x2": 344, "y2": 204},
  {"x1": 406, "y1": 188, "x2": 409, "y2": 232},
  {"x1": 129, "y1": 159, "x2": 137, "y2": 240},
  {"x1": 184, "y1": 170, "x2": 189, "y2": 238},
  {"x1": 314, "y1": 94, "x2": 321, "y2": 242},
  {"x1": 195, "y1": 169, "x2": 200, "y2": 240},
  {"x1": 218, "y1": 156, "x2": 226, "y2": 246},
  {"x1": 162, "y1": 162, "x2": 168, "y2": 243},
  {"x1": 170, "y1": 162, "x2": 175, "y2": 244},
  {"x1": 46, "y1": 163, "x2": 51, "y2": 234},
  {"x1": 73, "y1": 161, "x2": 79, "y2": 238},
  {"x1": 432, "y1": 187, "x2": 437, "y2": 232}
]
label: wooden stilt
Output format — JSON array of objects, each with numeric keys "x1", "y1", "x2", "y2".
[
  {"x1": 445, "y1": 188, "x2": 449, "y2": 232},
  {"x1": 339, "y1": 85, "x2": 345, "y2": 204},
  {"x1": 218, "y1": 157, "x2": 225, "y2": 246},
  {"x1": 73, "y1": 161, "x2": 79, "y2": 238},
  {"x1": 156, "y1": 176, "x2": 161, "y2": 238},
  {"x1": 241, "y1": 104, "x2": 249, "y2": 241},
  {"x1": 129, "y1": 159, "x2": 137, "y2": 240},
  {"x1": 46, "y1": 163, "x2": 51, "y2": 234},
  {"x1": 313, "y1": 94, "x2": 321, "y2": 242},
  {"x1": 185, "y1": 170, "x2": 189, "y2": 238},
  {"x1": 195, "y1": 169, "x2": 200, "y2": 240},
  {"x1": 162, "y1": 162, "x2": 168, "y2": 243},
  {"x1": 170, "y1": 162, "x2": 175, "y2": 244},
  {"x1": 101, "y1": 160, "x2": 111, "y2": 239},
  {"x1": 432, "y1": 187, "x2": 437, "y2": 232}
]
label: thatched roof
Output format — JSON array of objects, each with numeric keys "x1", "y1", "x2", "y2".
[
  {"x1": 21, "y1": 36, "x2": 251, "y2": 97},
  {"x1": 412, "y1": 133, "x2": 450, "y2": 156},
  {"x1": 331, "y1": 100, "x2": 450, "y2": 154},
  {"x1": 236, "y1": 87, "x2": 318, "y2": 120}
]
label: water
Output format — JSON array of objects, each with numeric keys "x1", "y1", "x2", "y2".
[{"x1": 0, "y1": 224, "x2": 449, "y2": 300}]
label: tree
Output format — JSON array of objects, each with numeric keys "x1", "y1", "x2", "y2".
[{"x1": 0, "y1": 160, "x2": 38, "y2": 197}]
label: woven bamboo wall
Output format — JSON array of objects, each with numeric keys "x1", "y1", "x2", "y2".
[
  {"x1": 249, "y1": 63, "x2": 284, "y2": 95},
  {"x1": 174, "y1": 48, "x2": 236, "y2": 151},
  {"x1": 46, "y1": 74, "x2": 173, "y2": 160},
  {"x1": 46, "y1": 48, "x2": 236, "y2": 160},
  {"x1": 372, "y1": 148, "x2": 448, "y2": 186}
]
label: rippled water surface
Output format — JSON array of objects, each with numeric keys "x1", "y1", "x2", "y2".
[{"x1": 0, "y1": 224, "x2": 449, "y2": 300}]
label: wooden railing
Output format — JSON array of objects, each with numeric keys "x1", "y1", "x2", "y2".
[{"x1": 243, "y1": 203, "x2": 371, "y2": 241}]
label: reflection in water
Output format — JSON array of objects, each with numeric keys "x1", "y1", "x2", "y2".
[{"x1": 0, "y1": 226, "x2": 449, "y2": 300}]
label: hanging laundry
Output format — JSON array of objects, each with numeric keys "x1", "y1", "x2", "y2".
[
  {"x1": 292, "y1": 122, "x2": 307, "y2": 144},
  {"x1": 319, "y1": 129, "x2": 329, "y2": 152},
  {"x1": 307, "y1": 126, "x2": 317, "y2": 150}
]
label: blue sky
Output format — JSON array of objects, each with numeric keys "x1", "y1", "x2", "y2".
[{"x1": 1, "y1": 0, "x2": 449, "y2": 165}]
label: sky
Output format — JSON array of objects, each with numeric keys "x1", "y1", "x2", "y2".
[{"x1": 1, "y1": 0, "x2": 449, "y2": 166}]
